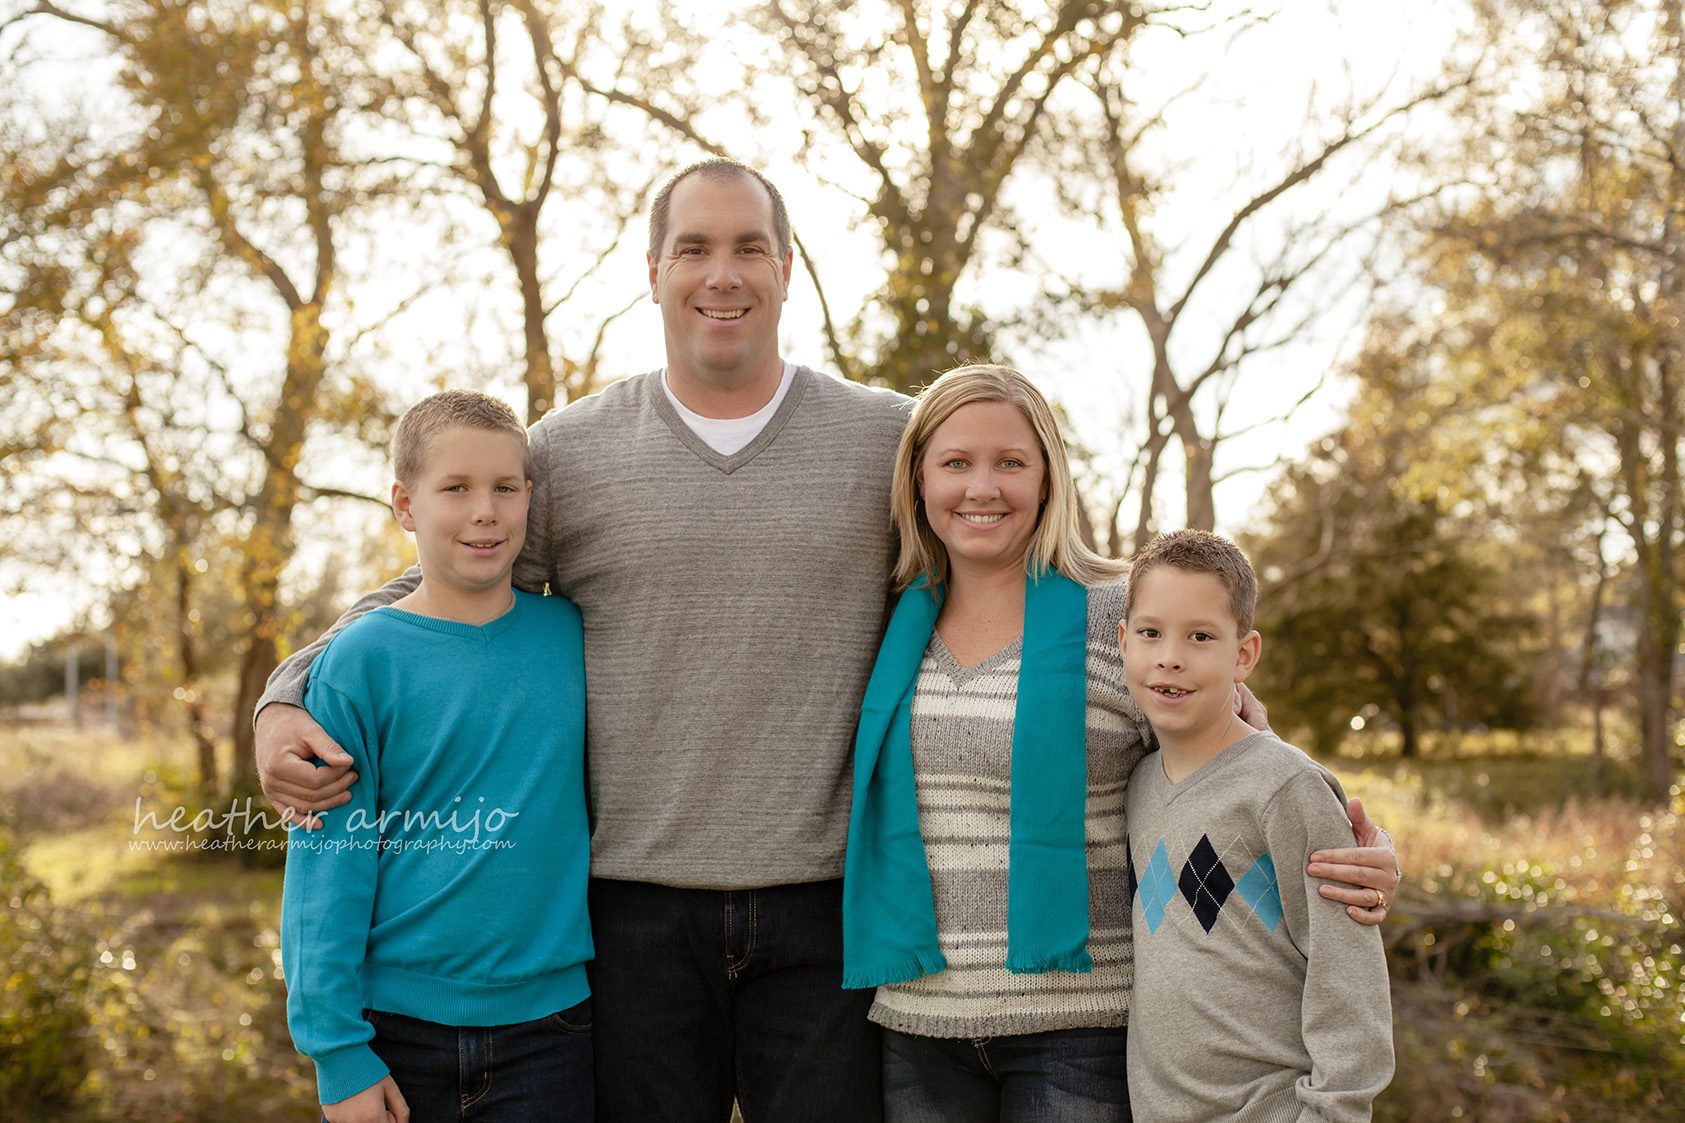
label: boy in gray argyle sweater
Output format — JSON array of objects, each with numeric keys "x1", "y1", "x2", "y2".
[{"x1": 1120, "y1": 530, "x2": 1393, "y2": 1122}]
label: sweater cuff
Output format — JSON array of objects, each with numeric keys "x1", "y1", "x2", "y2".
[{"x1": 313, "y1": 1043, "x2": 390, "y2": 1107}]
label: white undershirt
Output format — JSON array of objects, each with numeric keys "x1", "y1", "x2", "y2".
[{"x1": 661, "y1": 362, "x2": 796, "y2": 455}]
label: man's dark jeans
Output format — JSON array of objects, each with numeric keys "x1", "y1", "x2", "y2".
[
  {"x1": 359, "y1": 1001, "x2": 593, "y2": 1121},
  {"x1": 588, "y1": 877, "x2": 881, "y2": 1122}
]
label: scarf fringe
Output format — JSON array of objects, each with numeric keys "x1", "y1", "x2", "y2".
[
  {"x1": 842, "y1": 952, "x2": 950, "y2": 990},
  {"x1": 1005, "y1": 949, "x2": 1095, "y2": 976}
]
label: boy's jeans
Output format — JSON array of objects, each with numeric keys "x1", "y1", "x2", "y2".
[
  {"x1": 882, "y1": 1025, "x2": 1131, "y2": 1122},
  {"x1": 587, "y1": 877, "x2": 881, "y2": 1122},
  {"x1": 358, "y1": 1000, "x2": 593, "y2": 1121}
]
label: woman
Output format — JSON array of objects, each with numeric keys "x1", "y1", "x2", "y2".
[{"x1": 842, "y1": 365, "x2": 1396, "y2": 1121}]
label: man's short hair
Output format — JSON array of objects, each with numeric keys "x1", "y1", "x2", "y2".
[
  {"x1": 1127, "y1": 528, "x2": 1259, "y2": 634},
  {"x1": 647, "y1": 157, "x2": 793, "y2": 261},
  {"x1": 392, "y1": 390, "x2": 529, "y2": 485}
]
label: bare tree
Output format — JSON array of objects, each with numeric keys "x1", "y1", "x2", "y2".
[
  {"x1": 1064, "y1": 42, "x2": 1472, "y2": 546},
  {"x1": 365, "y1": 0, "x2": 662, "y2": 421},
  {"x1": 750, "y1": 0, "x2": 1148, "y2": 391}
]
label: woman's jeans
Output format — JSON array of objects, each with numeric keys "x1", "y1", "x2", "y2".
[
  {"x1": 359, "y1": 1000, "x2": 593, "y2": 1121},
  {"x1": 882, "y1": 1024, "x2": 1131, "y2": 1123}
]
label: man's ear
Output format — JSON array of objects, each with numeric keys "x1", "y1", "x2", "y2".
[
  {"x1": 391, "y1": 480, "x2": 415, "y2": 531},
  {"x1": 1233, "y1": 630, "x2": 1262, "y2": 683},
  {"x1": 647, "y1": 252, "x2": 660, "y2": 302}
]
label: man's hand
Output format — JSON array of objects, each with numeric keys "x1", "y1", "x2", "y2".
[
  {"x1": 323, "y1": 1075, "x2": 408, "y2": 1123},
  {"x1": 1307, "y1": 796, "x2": 1401, "y2": 927},
  {"x1": 256, "y1": 702, "x2": 356, "y2": 830}
]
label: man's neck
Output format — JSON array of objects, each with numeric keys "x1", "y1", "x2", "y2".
[
  {"x1": 665, "y1": 357, "x2": 787, "y2": 419},
  {"x1": 392, "y1": 580, "x2": 514, "y2": 626},
  {"x1": 1157, "y1": 713, "x2": 1260, "y2": 784}
]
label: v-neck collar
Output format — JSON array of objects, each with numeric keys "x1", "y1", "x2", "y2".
[
  {"x1": 928, "y1": 629, "x2": 1024, "y2": 687},
  {"x1": 650, "y1": 365, "x2": 810, "y2": 475}
]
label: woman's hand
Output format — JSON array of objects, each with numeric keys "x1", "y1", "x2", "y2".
[
  {"x1": 1233, "y1": 684, "x2": 1272, "y2": 733},
  {"x1": 1307, "y1": 797, "x2": 1401, "y2": 926}
]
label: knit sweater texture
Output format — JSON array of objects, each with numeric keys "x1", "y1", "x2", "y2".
[
  {"x1": 869, "y1": 580, "x2": 1153, "y2": 1037},
  {"x1": 281, "y1": 593, "x2": 593, "y2": 1105},
  {"x1": 1125, "y1": 732, "x2": 1394, "y2": 1122},
  {"x1": 262, "y1": 367, "x2": 911, "y2": 888}
]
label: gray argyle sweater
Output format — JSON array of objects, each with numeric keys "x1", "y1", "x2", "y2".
[
  {"x1": 1125, "y1": 733, "x2": 1394, "y2": 1122},
  {"x1": 261, "y1": 366, "x2": 911, "y2": 888}
]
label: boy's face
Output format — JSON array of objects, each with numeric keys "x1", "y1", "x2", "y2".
[
  {"x1": 391, "y1": 425, "x2": 531, "y2": 600},
  {"x1": 1120, "y1": 565, "x2": 1262, "y2": 747}
]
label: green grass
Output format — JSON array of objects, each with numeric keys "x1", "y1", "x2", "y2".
[{"x1": 2, "y1": 723, "x2": 314, "y2": 1121}]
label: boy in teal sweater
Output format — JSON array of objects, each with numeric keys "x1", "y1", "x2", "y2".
[
  {"x1": 1120, "y1": 530, "x2": 1393, "y2": 1122},
  {"x1": 282, "y1": 390, "x2": 593, "y2": 1123}
]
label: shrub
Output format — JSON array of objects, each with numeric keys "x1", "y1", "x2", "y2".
[{"x1": 0, "y1": 823, "x2": 95, "y2": 1111}]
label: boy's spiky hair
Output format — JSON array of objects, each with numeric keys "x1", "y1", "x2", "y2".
[
  {"x1": 392, "y1": 390, "x2": 528, "y2": 485},
  {"x1": 1126, "y1": 528, "x2": 1259, "y2": 634}
]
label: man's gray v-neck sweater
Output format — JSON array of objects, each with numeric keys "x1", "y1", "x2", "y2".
[{"x1": 262, "y1": 367, "x2": 911, "y2": 888}]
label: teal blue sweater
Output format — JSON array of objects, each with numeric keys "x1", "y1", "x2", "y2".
[{"x1": 282, "y1": 592, "x2": 592, "y2": 1105}]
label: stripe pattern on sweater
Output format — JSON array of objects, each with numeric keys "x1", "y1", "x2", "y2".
[{"x1": 869, "y1": 580, "x2": 1151, "y2": 1038}]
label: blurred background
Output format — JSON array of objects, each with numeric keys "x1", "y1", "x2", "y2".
[{"x1": 1, "y1": 0, "x2": 1680, "y2": 1118}]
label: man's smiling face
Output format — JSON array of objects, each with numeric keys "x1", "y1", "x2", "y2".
[{"x1": 648, "y1": 170, "x2": 792, "y2": 393}]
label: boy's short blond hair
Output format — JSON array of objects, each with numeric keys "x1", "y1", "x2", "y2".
[
  {"x1": 1127, "y1": 529, "x2": 1259, "y2": 634},
  {"x1": 392, "y1": 390, "x2": 529, "y2": 485}
]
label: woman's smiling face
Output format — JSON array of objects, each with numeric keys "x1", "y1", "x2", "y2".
[{"x1": 917, "y1": 400, "x2": 1048, "y2": 580}]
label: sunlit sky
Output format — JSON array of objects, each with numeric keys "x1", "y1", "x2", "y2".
[{"x1": 1, "y1": 0, "x2": 1468, "y2": 661}]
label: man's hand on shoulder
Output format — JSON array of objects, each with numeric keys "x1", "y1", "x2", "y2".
[{"x1": 256, "y1": 702, "x2": 357, "y2": 830}]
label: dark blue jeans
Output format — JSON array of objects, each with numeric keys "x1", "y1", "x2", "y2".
[
  {"x1": 882, "y1": 1025, "x2": 1130, "y2": 1122},
  {"x1": 587, "y1": 877, "x2": 881, "y2": 1122},
  {"x1": 360, "y1": 1000, "x2": 593, "y2": 1121}
]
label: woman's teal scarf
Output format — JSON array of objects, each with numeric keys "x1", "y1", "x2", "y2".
[{"x1": 841, "y1": 568, "x2": 1092, "y2": 989}]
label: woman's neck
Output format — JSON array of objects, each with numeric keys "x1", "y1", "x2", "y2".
[{"x1": 936, "y1": 560, "x2": 1028, "y2": 667}]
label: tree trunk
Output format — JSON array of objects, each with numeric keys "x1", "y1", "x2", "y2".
[
  {"x1": 173, "y1": 546, "x2": 218, "y2": 790},
  {"x1": 1183, "y1": 432, "x2": 1216, "y2": 531},
  {"x1": 229, "y1": 302, "x2": 328, "y2": 796},
  {"x1": 509, "y1": 219, "x2": 556, "y2": 423},
  {"x1": 1636, "y1": 572, "x2": 1679, "y2": 799}
]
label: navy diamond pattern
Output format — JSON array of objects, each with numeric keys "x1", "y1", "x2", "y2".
[
  {"x1": 1177, "y1": 834, "x2": 1235, "y2": 933},
  {"x1": 1126, "y1": 842, "x2": 1139, "y2": 907}
]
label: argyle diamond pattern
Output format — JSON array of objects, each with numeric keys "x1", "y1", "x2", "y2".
[
  {"x1": 1133, "y1": 833, "x2": 1286, "y2": 936},
  {"x1": 1179, "y1": 834, "x2": 1235, "y2": 933},
  {"x1": 1234, "y1": 853, "x2": 1284, "y2": 933},
  {"x1": 1137, "y1": 839, "x2": 1178, "y2": 934}
]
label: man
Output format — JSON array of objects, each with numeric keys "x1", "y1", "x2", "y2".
[
  {"x1": 259, "y1": 158, "x2": 909, "y2": 1121},
  {"x1": 258, "y1": 157, "x2": 1400, "y2": 1120}
]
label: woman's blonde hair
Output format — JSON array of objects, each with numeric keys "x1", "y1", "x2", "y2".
[{"x1": 890, "y1": 364, "x2": 1126, "y2": 591}]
